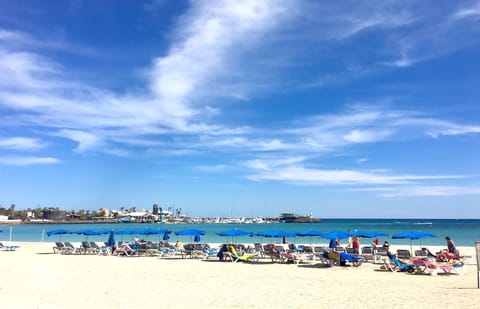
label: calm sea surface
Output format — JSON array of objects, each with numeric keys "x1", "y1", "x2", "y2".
[{"x1": 2, "y1": 219, "x2": 480, "y2": 246}]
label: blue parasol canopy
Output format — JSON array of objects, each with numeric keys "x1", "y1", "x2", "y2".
[
  {"x1": 321, "y1": 230, "x2": 352, "y2": 240},
  {"x1": 175, "y1": 229, "x2": 206, "y2": 243},
  {"x1": 217, "y1": 228, "x2": 251, "y2": 244},
  {"x1": 75, "y1": 229, "x2": 106, "y2": 241},
  {"x1": 46, "y1": 229, "x2": 71, "y2": 241},
  {"x1": 296, "y1": 229, "x2": 324, "y2": 248},
  {"x1": 162, "y1": 230, "x2": 171, "y2": 241},
  {"x1": 392, "y1": 231, "x2": 436, "y2": 255},
  {"x1": 254, "y1": 230, "x2": 297, "y2": 238},
  {"x1": 296, "y1": 229, "x2": 324, "y2": 237},
  {"x1": 106, "y1": 230, "x2": 116, "y2": 247},
  {"x1": 392, "y1": 231, "x2": 436, "y2": 240}
]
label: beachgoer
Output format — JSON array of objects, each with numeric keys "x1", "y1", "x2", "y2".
[
  {"x1": 445, "y1": 236, "x2": 459, "y2": 255},
  {"x1": 347, "y1": 229, "x2": 352, "y2": 248},
  {"x1": 335, "y1": 238, "x2": 341, "y2": 247},
  {"x1": 352, "y1": 236, "x2": 360, "y2": 253},
  {"x1": 383, "y1": 241, "x2": 390, "y2": 253},
  {"x1": 174, "y1": 240, "x2": 182, "y2": 249},
  {"x1": 217, "y1": 244, "x2": 228, "y2": 261},
  {"x1": 374, "y1": 238, "x2": 380, "y2": 246}
]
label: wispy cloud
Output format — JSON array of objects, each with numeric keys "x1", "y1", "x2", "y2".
[
  {"x1": 0, "y1": 137, "x2": 46, "y2": 150},
  {"x1": 453, "y1": 1, "x2": 480, "y2": 20},
  {"x1": 246, "y1": 159, "x2": 464, "y2": 186},
  {"x1": 194, "y1": 164, "x2": 227, "y2": 172},
  {"x1": 0, "y1": 156, "x2": 60, "y2": 166},
  {"x1": 353, "y1": 185, "x2": 480, "y2": 197}
]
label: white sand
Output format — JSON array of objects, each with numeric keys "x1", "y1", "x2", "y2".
[{"x1": 0, "y1": 242, "x2": 478, "y2": 308}]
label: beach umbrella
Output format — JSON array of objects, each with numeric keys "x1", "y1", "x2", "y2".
[
  {"x1": 321, "y1": 231, "x2": 352, "y2": 248},
  {"x1": 75, "y1": 229, "x2": 106, "y2": 241},
  {"x1": 106, "y1": 230, "x2": 116, "y2": 247},
  {"x1": 254, "y1": 230, "x2": 297, "y2": 244},
  {"x1": 217, "y1": 228, "x2": 250, "y2": 243},
  {"x1": 46, "y1": 229, "x2": 71, "y2": 242},
  {"x1": 321, "y1": 230, "x2": 352, "y2": 240},
  {"x1": 175, "y1": 229, "x2": 206, "y2": 243},
  {"x1": 392, "y1": 231, "x2": 436, "y2": 255},
  {"x1": 296, "y1": 229, "x2": 324, "y2": 249},
  {"x1": 162, "y1": 230, "x2": 171, "y2": 241}
]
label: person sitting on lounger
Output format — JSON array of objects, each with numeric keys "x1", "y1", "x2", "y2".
[{"x1": 114, "y1": 243, "x2": 134, "y2": 256}]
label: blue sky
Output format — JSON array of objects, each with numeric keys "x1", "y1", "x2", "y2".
[{"x1": 0, "y1": 1, "x2": 479, "y2": 218}]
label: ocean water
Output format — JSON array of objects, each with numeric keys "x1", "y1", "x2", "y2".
[{"x1": 2, "y1": 219, "x2": 480, "y2": 247}]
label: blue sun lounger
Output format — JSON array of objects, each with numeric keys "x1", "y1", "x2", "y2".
[{"x1": 389, "y1": 254, "x2": 415, "y2": 272}]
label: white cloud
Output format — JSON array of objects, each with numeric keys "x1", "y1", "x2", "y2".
[
  {"x1": 195, "y1": 164, "x2": 227, "y2": 172},
  {"x1": 0, "y1": 156, "x2": 60, "y2": 166},
  {"x1": 453, "y1": 1, "x2": 480, "y2": 20},
  {"x1": 354, "y1": 185, "x2": 480, "y2": 197},
  {"x1": 357, "y1": 158, "x2": 369, "y2": 164},
  {"x1": 247, "y1": 163, "x2": 462, "y2": 185},
  {"x1": 57, "y1": 130, "x2": 103, "y2": 152},
  {"x1": 0, "y1": 137, "x2": 45, "y2": 150}
]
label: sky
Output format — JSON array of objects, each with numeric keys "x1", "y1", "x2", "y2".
[{"x1": 0, "y1": 0, "x2": 479, "y2": 219}]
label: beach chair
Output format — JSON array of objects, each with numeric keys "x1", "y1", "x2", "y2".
[
  {"x1": 360, "y1": 246, "x2": 377, "y2": 263},
  {"x1": 346, "y1": 247, "x2": 359, "y2": 255},
  {"x1": 389, "y1": 255, "x2": 415, "y2": 272},
  {"x1": 412, "y1": 259, "x2": 465, "y2": 276},
  {"x1": 53, "y1": 242, "x2": 67, "y2": 254},
  {"x1": 396, "y1": 249, "x2": 411, "y2": 260},
  {"x1": 226, "y1": 244, "x2": 258, "y2": 263},
  {"x1": 0, "y1": 242, "x2": 20, "y2": 251},
  {"x1": 64, "y1": 242, "x2": 83, "y2": 254},
  {"x1": 92, "y1": 242, "x2": 111, "y2": 255},
  {"x1": 375, "y1": 247, "x2": 389, "y2": 262},
  {"x1": 253, "y1": 243, "x2": 264, "y2": 258},
  {"x1": 262, "y1": 245, "x2": 282, "y2": 263},
  {"x1": 113, "y1": 243, "x2": 136, "y2": 256}
]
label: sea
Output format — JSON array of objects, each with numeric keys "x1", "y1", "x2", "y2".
[{"x1": 2, "y1": 219, "x2": 480, "y2": 247}]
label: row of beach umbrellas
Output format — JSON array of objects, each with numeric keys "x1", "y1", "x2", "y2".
[{"x1": 46, "y1": 228, "x2": 435, "y2": 253}]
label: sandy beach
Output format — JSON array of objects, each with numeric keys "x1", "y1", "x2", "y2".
[{"x1": 0, "y1": 242, "x2": 478, "y2": 308}]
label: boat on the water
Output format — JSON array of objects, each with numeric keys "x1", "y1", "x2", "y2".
[{"x1": 278, "y1": 213, "x2": 321, "y2": 223}]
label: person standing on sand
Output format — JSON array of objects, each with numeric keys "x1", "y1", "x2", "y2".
[
  {"x1": 445, "y1": 236, "x2": 459, "y2": 255},
  {"x1": 352, "y1": 235, "x2": 360, "y2": 254}
]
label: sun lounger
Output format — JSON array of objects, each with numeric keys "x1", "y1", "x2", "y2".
[
  {"x1": 387, "y1": 254, "x2": 415, "y2": 272},
  {"x1": 412, "y1": 259, "x2": 465, "y2": 276},
  {"x1": 226, "y1": 244, "x2": 258, "y2": 263},
  {"x1": 0, "y1": 242, "x2": 20, "y2": 251},
  {"x1": 64, "y1": 242, "x2": 83, "y2": 254},
  {"x1": 396, "y1": 249, "x2": 411, "y2": 260},
  {"x1": 53, "y1": 242, "x2": 67, "y2": 254}
]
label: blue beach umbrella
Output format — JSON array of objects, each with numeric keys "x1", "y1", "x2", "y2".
[
  {"x1": 162, "y1": 230, "x2": 171, "y2": 241},
  {"x1": 321, "y1": 230, "x2": 352, "y2": 240},
  {"x1": 75, "y1": 229, "x2": 106, "y2": 241},
  {"x1": 321, "y1": 231, "x2": 352, "y2": 248},
  {"x1": 106, "y1": 230, "x2": 116, "y2": 247},
  {"x1": 113, "y1": 229, "x2": 134, "y2": 242},
  {"x1": 217, "y1": 229, "x2": 250, "y2": 243},
  {"x1": 392, "y1": 231, "x2": 436, "y2": 255},
  {"x1": 254, "y1": 230, "x2": 297, "y2": 244},
  {"x1": 296, "y1": 229, "x2": 324, "y2": 248},
  {"x1": 175, "y1": 229, "x2": 206, "y2": 243},
  {"x1": 46, "y1": 229, "x2": 71, "y2": 242}
]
